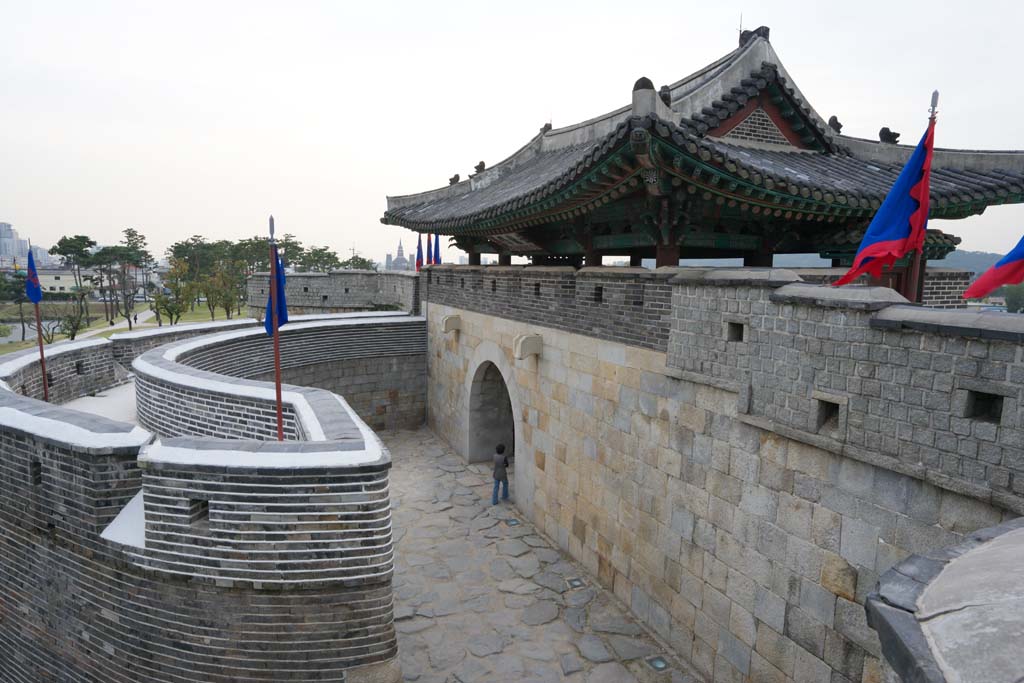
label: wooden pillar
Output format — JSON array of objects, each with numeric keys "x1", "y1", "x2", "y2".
[
  {"x1": 900, "y1": 251, "x2": 925, "y2": 303},
  {"x1": 629, "y1": 254, "x2": 643, "y2": 267},
  {"x1": 498, "y1": 253, "x2": 511, "y2": 266},
  {"x1": 585, "y1": 248, "x2": 601, "y2": 267},
  {"x1": 468, "y1": 253, "x2": 481, "y2": 266},
  {"x1": 655, "y1": 243, "x2": 679, "y2": 268},
  {"x1": 743, "y1": 252, "x2": 773, "y2": 267}
]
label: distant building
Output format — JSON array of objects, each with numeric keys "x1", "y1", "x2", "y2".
[{"x1": 386, "y1": 241, "x2": 413, "y2": 271}]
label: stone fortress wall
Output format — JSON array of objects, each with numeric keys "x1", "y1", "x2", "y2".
[
  {"x1": 0, "y1": 314, "x2": 411, "y2": 683},
  {"x1": 422, "y1": 264, "x2": 1022, "y2": 683},
  {"x1": 247, "y1": 270, "x2": 420, "y2": 317}
]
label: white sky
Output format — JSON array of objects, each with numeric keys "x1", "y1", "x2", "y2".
[{"x1": 2, "y1": 1, "x2": 1023, "y2": 263}]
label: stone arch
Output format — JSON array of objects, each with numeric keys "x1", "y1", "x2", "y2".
[{"x1": 463, "y1": 341, "x2": 532, "y2": 511}]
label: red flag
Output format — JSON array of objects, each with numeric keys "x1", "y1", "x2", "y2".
[
  {"x1": 963, "y1": 235, "x2": 1024, "y2": 299},
  {"x1": 834, "y1": 117, "x2": 935, "y2": 286},
  {"x1": 415, "y1": 235, "x2": 423, "y2": 272}
]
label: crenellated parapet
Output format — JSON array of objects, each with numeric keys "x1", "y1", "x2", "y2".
[{"x1": 0, "y1": 313, "x2": 414, "y2": 682}]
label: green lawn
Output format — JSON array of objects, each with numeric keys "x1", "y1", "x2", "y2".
[{"x1": 172, "y1": 307, "x2": 245, "y2": 324}]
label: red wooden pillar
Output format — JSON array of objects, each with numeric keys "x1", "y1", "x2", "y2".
[{"x1": 656, "y1": 243, "x2": 679, "y2": 267}]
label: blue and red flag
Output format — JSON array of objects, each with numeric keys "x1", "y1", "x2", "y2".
[
  {"x1": 264, "y1": 242, "x2": 288, "y2": 336},
  {"x1": 434, "y1": 233, "x2": 441, "y2": 264},
  {"x1": 25, "y1": 250, "x2": 42, "y2": 304},
  {"x1": 833, "y1": 118, "x2": 936, "y2": 286},
  {"x1": 963, "y1": 235, "x2": 1024, "y2": 299},
  {"x1": 415, "y1": 235, "x2": 423, "y2": 271},
  {"x1": 426, "y1": 232, "x2": 433, "y2": 266}
]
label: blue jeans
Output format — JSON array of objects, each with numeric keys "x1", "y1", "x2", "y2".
[{"x1": 492, "y1": 478, "x2": 508, "y2": 505}]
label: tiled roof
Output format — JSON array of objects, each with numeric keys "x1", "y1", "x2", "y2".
[{"x1": 383, "y1": 36, "x2": 1024, "y2": 235}]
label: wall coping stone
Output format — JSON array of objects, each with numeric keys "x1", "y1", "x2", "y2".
[
  {"x1": 0, "y1": 390, "x2": 151, "y2": 454},
  {"x1": 771, "y1": 282, "x2": 909, "y2": 309},
  {"x1": 872, "y1": 305, "x2": 1024, "y2": 341},
  {"x1": 577, "y1": 267, "x2": 673, "y2": 280},
  {"x1": 865, "y1": 517, "x2": 1024, "y2": 683},
  {"x1": 671, "y1": 267, "x2": 803, "y2": 287}
]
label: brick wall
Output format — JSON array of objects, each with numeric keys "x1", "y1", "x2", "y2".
[
  {"x1": 669, "y1": 276, "x2": 1024, "y2": 507},
  {"x1": 247, "y1": 270, "x2": 420, "y2": 317},
  {"x1": 921, "y1": 268, "x2": 971, "y2": 308},
  {"x1": 133, "y1": 317, "x2": 424, "y2": 440},
  {"x1": 253, "y1": 354, "x2": 426, "y2": 431},
  {"x1": 423, "y1": 265, "x2": 674, "y2": 351},
  {"x1": 0, "y1": 399, "x2": 397, "y2": 682},
  {"x1": 0, "y1": 340, "x2": 115, "y2": 404},
  {"x1": 0, "y1": 316, "x2": 407, "y2": 682}
]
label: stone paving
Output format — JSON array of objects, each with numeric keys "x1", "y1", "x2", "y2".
[{"x1": 384, "y1": 428, "x2": 703, "y2": 683}]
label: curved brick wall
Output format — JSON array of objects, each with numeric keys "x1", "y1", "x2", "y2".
[
  {"x1": 0, "y1": 315, "x2": 414, "y2": 682},
  {"x1": 133, "y1": 316, "x2": 426, "y2": 438}
]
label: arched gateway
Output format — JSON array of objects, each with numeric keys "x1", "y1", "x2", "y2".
[{"x1": 468, "y1": 361, "x2": 514, "y2": 463}]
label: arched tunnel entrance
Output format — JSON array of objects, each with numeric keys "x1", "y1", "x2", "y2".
[{"x1": 468, "y1": 361, "x2": 515, "y2": 464}]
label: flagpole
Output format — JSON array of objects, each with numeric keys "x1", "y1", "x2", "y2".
[
  {"x1": 905, "y1": 91, "x2": 939, "y2": 303},
  {"x1": 26, "y1": 241, "x2": 49, "y2": 402},
  {"x1": 34, "y1": 300, "x2": 49, "y2": 402},
  {"x1": 268, "y1": 216, "x2": 284, "y2": 441}
]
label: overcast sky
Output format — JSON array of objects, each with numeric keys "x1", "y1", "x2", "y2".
[{"x1": 2, "y1": 1, "x2": 1023, "y2": 264}]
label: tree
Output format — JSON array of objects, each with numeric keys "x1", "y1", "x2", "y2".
[
  {"x1": 122, "y1": 228, "x2": 155, "y2": 302},
  {"x1": 92, "y1": 245, "x2": 142, "y2": 330},
  {"x1": 232, "y1": 237, "x2": 271, "y2": 275},
  {"x1": 49, "y1": 234, "x2": 96, "y2": 326},
  {"x1": 1005, "y1": 284, "x2": 1024, "y2": 313},
  {"x1": 298, "y1": 246, "x2": 342, "y2": 272},
  {"x1": 153, "y1": 258, "x2": 193, "y2": 325},
  {"x1": 276, "y1": 234, "x2": 304, "y2": 268},
  {"x1": 338, "y1": 255, "x2": 377, "y2": 271}
]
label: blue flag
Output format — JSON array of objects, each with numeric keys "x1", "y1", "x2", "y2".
[
  {"x1": 264, "y1": 244, "x2": 288, "y2": 336},
  {"x1": 434, "y1": 233, "x2": 441, "y2": 264},
  {"x1": 426, "y1": 233, "x2": 433, "y2": 266},
  {"x1": 25, "y1": 250, "x2": 42, "y2": 304}
]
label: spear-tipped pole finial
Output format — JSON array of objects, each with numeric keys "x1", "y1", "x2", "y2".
[
  {"x1": 269, "y1": 215, "x2": 276, "y2": 242},
  {"x1": 930, "y1": 90, "x2": 939, "y2": 118}
]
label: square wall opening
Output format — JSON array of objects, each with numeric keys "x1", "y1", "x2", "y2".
[{"x1": 966, "y1": 391, "x2": 1003, "y2": 424}]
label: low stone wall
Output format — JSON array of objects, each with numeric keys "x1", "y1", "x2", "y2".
[
  {"x1": 790, "y1": 267, "x2": 971, "y2": 309},
  {"x1": 133, "y1": 316, "x2": 426, "y2": 437},
  {"x1": 423, "y1": 268, "x2": 1020, "y2": 683},
  {"x1": 253, "y1": 354, "x2": 426, "y2": 431},
  {"x1": 0, "y1": 338, "x2": 115, "y2": 403},
  {"x1": 247, "y1": 270, "x2": 420, "y2": 317},
  {"x1": 0, "y1": 315, "x2": 408, "y2": 682}
]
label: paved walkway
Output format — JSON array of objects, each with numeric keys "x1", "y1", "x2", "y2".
[
  {"x1": 77, "y1": 309, "x2": 156, "y2": 339},
  {"x1": 384, "y1": 429, "x2": 701, "y2": 683}
]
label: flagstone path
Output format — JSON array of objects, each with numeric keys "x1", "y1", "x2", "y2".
[{"x1": 384, "y1": 429, "x2": 703, "y2": 683}]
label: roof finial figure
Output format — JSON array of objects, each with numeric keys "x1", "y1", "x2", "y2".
[
  {"x1": 879, "y1": 127, "x2": 900, "y2": 144},
  {"x1": 475, "y1": 161, "x2": 486, "y2": 173},
  {"x1": 449, "y1": 174, "x2": 460, "y2": 186},
  {"x1": 828, "y1": 115, "x2": 843, "y2": 133},
  {"x1": 658, "y1": 85, "x2": 672, "y2": 107}
]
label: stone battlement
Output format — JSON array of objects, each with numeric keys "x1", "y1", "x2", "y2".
[
  {"x1": 247, "y1": 269, "x2": 420, "y2": 317},
  {"x1": 0, "y1": 314, "x2": 413, "y2": 682},
  {"x1": 423, "y1": 266, "x2": 1022, "y2": 683}
]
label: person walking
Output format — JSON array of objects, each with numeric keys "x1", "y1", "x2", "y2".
[{"x1": 492, "y1": 443, "x2": 509, "y2": 505}]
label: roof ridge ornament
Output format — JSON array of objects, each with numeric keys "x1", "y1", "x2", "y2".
[
  {"x1": 739, "y1": 25, "x2": 770, "y2": 47},
  {"x1": 632, "y1": 77, "x2": 654, "y2": 92}
]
